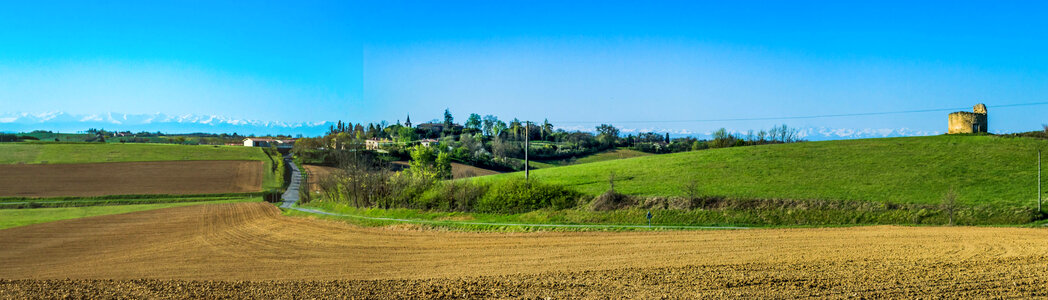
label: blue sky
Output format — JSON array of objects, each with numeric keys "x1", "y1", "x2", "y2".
[{"x1": 2, "y1": 1, "x2": 1047, "y2": 136}]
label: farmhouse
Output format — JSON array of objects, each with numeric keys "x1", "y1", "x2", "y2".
[
  {"x1": 243, "y1": 138, "x2": 295, "y2": 149},
  {"x1": 365, "y1": 138, "x2": 395, "y2": 150},
  {"x1": 947, "y1": 104, "x2": 988, "y2": 134},
  {"x1": 419, "y1": 139, "x2": 438, "y2": 147}
]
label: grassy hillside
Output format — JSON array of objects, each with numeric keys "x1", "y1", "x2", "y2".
[
  {"x1": 479, "y1": 135, "x2": 1047, "y2": 208},
  {"x1": 535, "y1": 148, "x2": 652, "y2": 168},
  {"x1": 0, "y1": 143, "x2": 266, "y2": 164}
]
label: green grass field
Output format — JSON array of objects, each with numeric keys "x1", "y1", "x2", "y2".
[
  {"x1": 535, "y1": 148, "x2": 652, "y2": 167},
  {"x1": 297, "y1": 197, "x2": 1033, "y2": 229},
  {"x1": 479, "y1": 135, "x2": 1048, "y2": 208},
  {"x1": 0, "y1": 197, "x2": 262, "y2": 230}
]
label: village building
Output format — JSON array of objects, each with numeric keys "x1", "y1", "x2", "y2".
[
  {"x1": 365, "y1": 138, "x2": 395, "y2": 150},
  {"x1": 419, "y1": 139, "x2": 438, "y2": 147},
  {"x1": 243, "y1": 138, "x2": 295, "y2": 149},
  {"x1": 947, "y1": 104, "x2": 988, "y2": 134}
]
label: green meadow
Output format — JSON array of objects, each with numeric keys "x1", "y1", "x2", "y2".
[
  {"x1": 480, "y1": 135, "x2": 1048, "y2": 208},
  {"x1": 534, "y1": 147, "x2": 652, "y2": 167}
]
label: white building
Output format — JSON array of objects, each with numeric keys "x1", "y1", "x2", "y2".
[{"x1": 243, "y1": 138, "x2": 295, "y2": 149}]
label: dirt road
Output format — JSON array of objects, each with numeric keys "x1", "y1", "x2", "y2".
[
  {"x1": 0, "y1": 161, "x2": 262, "y2": 197},
  {"x1": 2, "y1": 202, "x2": 1048, "y2": 297}
]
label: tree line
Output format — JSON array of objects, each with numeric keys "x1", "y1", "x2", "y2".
[{"x1": 294, "y1": 108, "x2": 805, "y2": 171}]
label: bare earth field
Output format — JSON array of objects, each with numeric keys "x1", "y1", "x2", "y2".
[
  {"x1": 303, "y1": 164, "x2": 340, "y2": 192},
  {"x1": 0, "y1": 161, "x2": 262, "y2": 197},
  {"x1": 392, "y1": 161, "x2": 501, "y2": 178},
  {"x1": 2, "y1": 202, "x2": 1048, "y2": 298}
]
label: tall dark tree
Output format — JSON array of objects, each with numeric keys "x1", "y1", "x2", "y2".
[
  {"x1": 465, "y1": 113, "x2": 482, "y2": 134},
  {"x1": 443, "y1": 109, "x2": 453, "y2": 126},
  {"x1": 509, "y1": 119, "x2": 522, "y2": 138},
  {"x1": 542, "y1": 119, "x2": 553, "y2": 141},
  {"x1": 482, "y1": 115, "x2": 498, "y2": 137}
]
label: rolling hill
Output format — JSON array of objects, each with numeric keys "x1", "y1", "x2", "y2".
[{"x1": 480, "y1": 135, "x2": 1047, "y2": 208}]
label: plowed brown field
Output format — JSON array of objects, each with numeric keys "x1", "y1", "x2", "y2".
[
  {"x1": 303, "y1": 164, "x2": 340, "y2": 192},
  {"x1": 2, "y1": 202, "x2": 1048, "y2": 298},
  {"x1": 392, "y1": 161, "x2": 501, "y2": 178},
  {"x1": 0, "y1": 161, "x2": 262, "y2": 197}
]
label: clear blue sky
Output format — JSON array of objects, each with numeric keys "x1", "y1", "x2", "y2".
[{"x1": 2, "y1": 1, "x2": 1047, "y2": 136}]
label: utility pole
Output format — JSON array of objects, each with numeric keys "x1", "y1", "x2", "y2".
[
  {"x1": 1039, "y1": 150, "x2": 1042, "y2": 212},
  {"x1": 525, "y1": 121, "x2": 530, "y2": 181}
]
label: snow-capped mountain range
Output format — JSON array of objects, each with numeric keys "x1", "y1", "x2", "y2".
[
  {"x1": 0, "y1": 112, "x2": 333, "y2": 136},
  {"x1": 0, "y1": 112, "x2": 941, "y2": 140}
]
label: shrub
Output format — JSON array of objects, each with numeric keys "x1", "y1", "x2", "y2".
[
  {"x1": 475, "y1": 179, "x2": 582, "y2": 213},
  {"x1": 262, "y1": 189, "x2": 283, "y2": 203},
  {"x1": 590, "y1": 190, "x2": 634, "y2": 211},
  {"x1": 416, "y1": 180, "x2": 488, "y2": 211},
  {"x1": 639, "y1": 196, "x2": 693, "y2": 210}
]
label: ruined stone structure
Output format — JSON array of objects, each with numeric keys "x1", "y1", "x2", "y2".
[{"x1": 948, "y1": 104, "x2": 988, "y2": 134}]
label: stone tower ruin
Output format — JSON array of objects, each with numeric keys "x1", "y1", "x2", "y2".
[{"x1": 948, "y1": 104, "x2": 988, "y2": 134}]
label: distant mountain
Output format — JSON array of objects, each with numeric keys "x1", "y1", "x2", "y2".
[
  {"x1": 0, "y1": 112, "x2": 332, "y2": 136},
  {"x1": 1, "y1": 111, "x2": 941, "y2": 140},
  {"x1": 620, "y1": 126, "x2": 940, "y2": 141}
]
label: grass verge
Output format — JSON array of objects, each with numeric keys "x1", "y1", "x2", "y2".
[{"x1": 293, "y1": 198, "x2": 1040, "y2": 231}]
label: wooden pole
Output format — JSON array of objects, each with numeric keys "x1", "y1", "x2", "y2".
[
  {"x1": 1039, "y1": 150, "x2": 1042, "y2": 212},
  {"x1": 525, "y1": 121, "x2": 530, "y2": 181}
]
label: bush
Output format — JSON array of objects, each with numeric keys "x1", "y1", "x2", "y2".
[
  {"x1": 262, "y1": 189, "x2": 283, "y2": 203},
  {"x1": 475, "y1": 179, "x2": 582, "y2": 213},
  {"x1": 590, "y1": 190, "x2": 635, "y2": 211},
  {"x1": 416, "y1": 180, "x2": 488, "y2": 211}
]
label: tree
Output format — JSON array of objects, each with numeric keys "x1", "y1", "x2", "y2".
[
  {"x1": 333, "y1": 132, "x2": 353, "y2": 150},
  {"x1": 509, "y1": 119, "x2": 522, "y2": 138},
  {"x1": 711, "y1": 128, "x2": 735, "y2": 148},
  {"x1": 442, "y1": 108, "x2": 454, "y2": 135},
  {"x1": 493, "y1": 120, "x2": 508, "y2": 138},
  {"x1": 596, "y1": 124, "x2": 619, "y2": 146},
  {"x1": 408, "y1": 145, "x2": 451, "y2": 180},
  {"x1": 482, "y1": 115, "x2": 498, "y2": 137},
  {"x1": 691, "y1": 140, "x2": 708, "y2": 151},
  {"x1": 465, "y1": 113, "x2": 482, "y2": 134},
  {"x1": 397, "y1": 126, "x2": 417, "y2": 143},
  {"x1": 435, "y1": 151, "x2": 452, "y2": 179},
  {"x1": 541, "y1": 119, "x2": 553, "y2": 141},
  {"x1": 942, "y1": 187, "x2": 958, "y2": 226},
  {"x1": 408, "y1": 145, "x2": 437, "y2": 178}
]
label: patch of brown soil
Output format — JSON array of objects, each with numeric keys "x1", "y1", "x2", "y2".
[
  {"x1": 0, "y1": 161, "x2": 262, "y2": 197},
  {"x1": 392, "y1": 161, "x2": 500, "y2": 179},
  {"x1": 2, "y1": 202, "x2": 1048, "y2": 298},
  {"x1": 302, "y1": 164, "x2": 340, "y2": 192}
]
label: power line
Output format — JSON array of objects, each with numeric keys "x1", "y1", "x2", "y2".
[{"x1": 551, "y1": 101, "x2": 1048, "y2": 124}]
